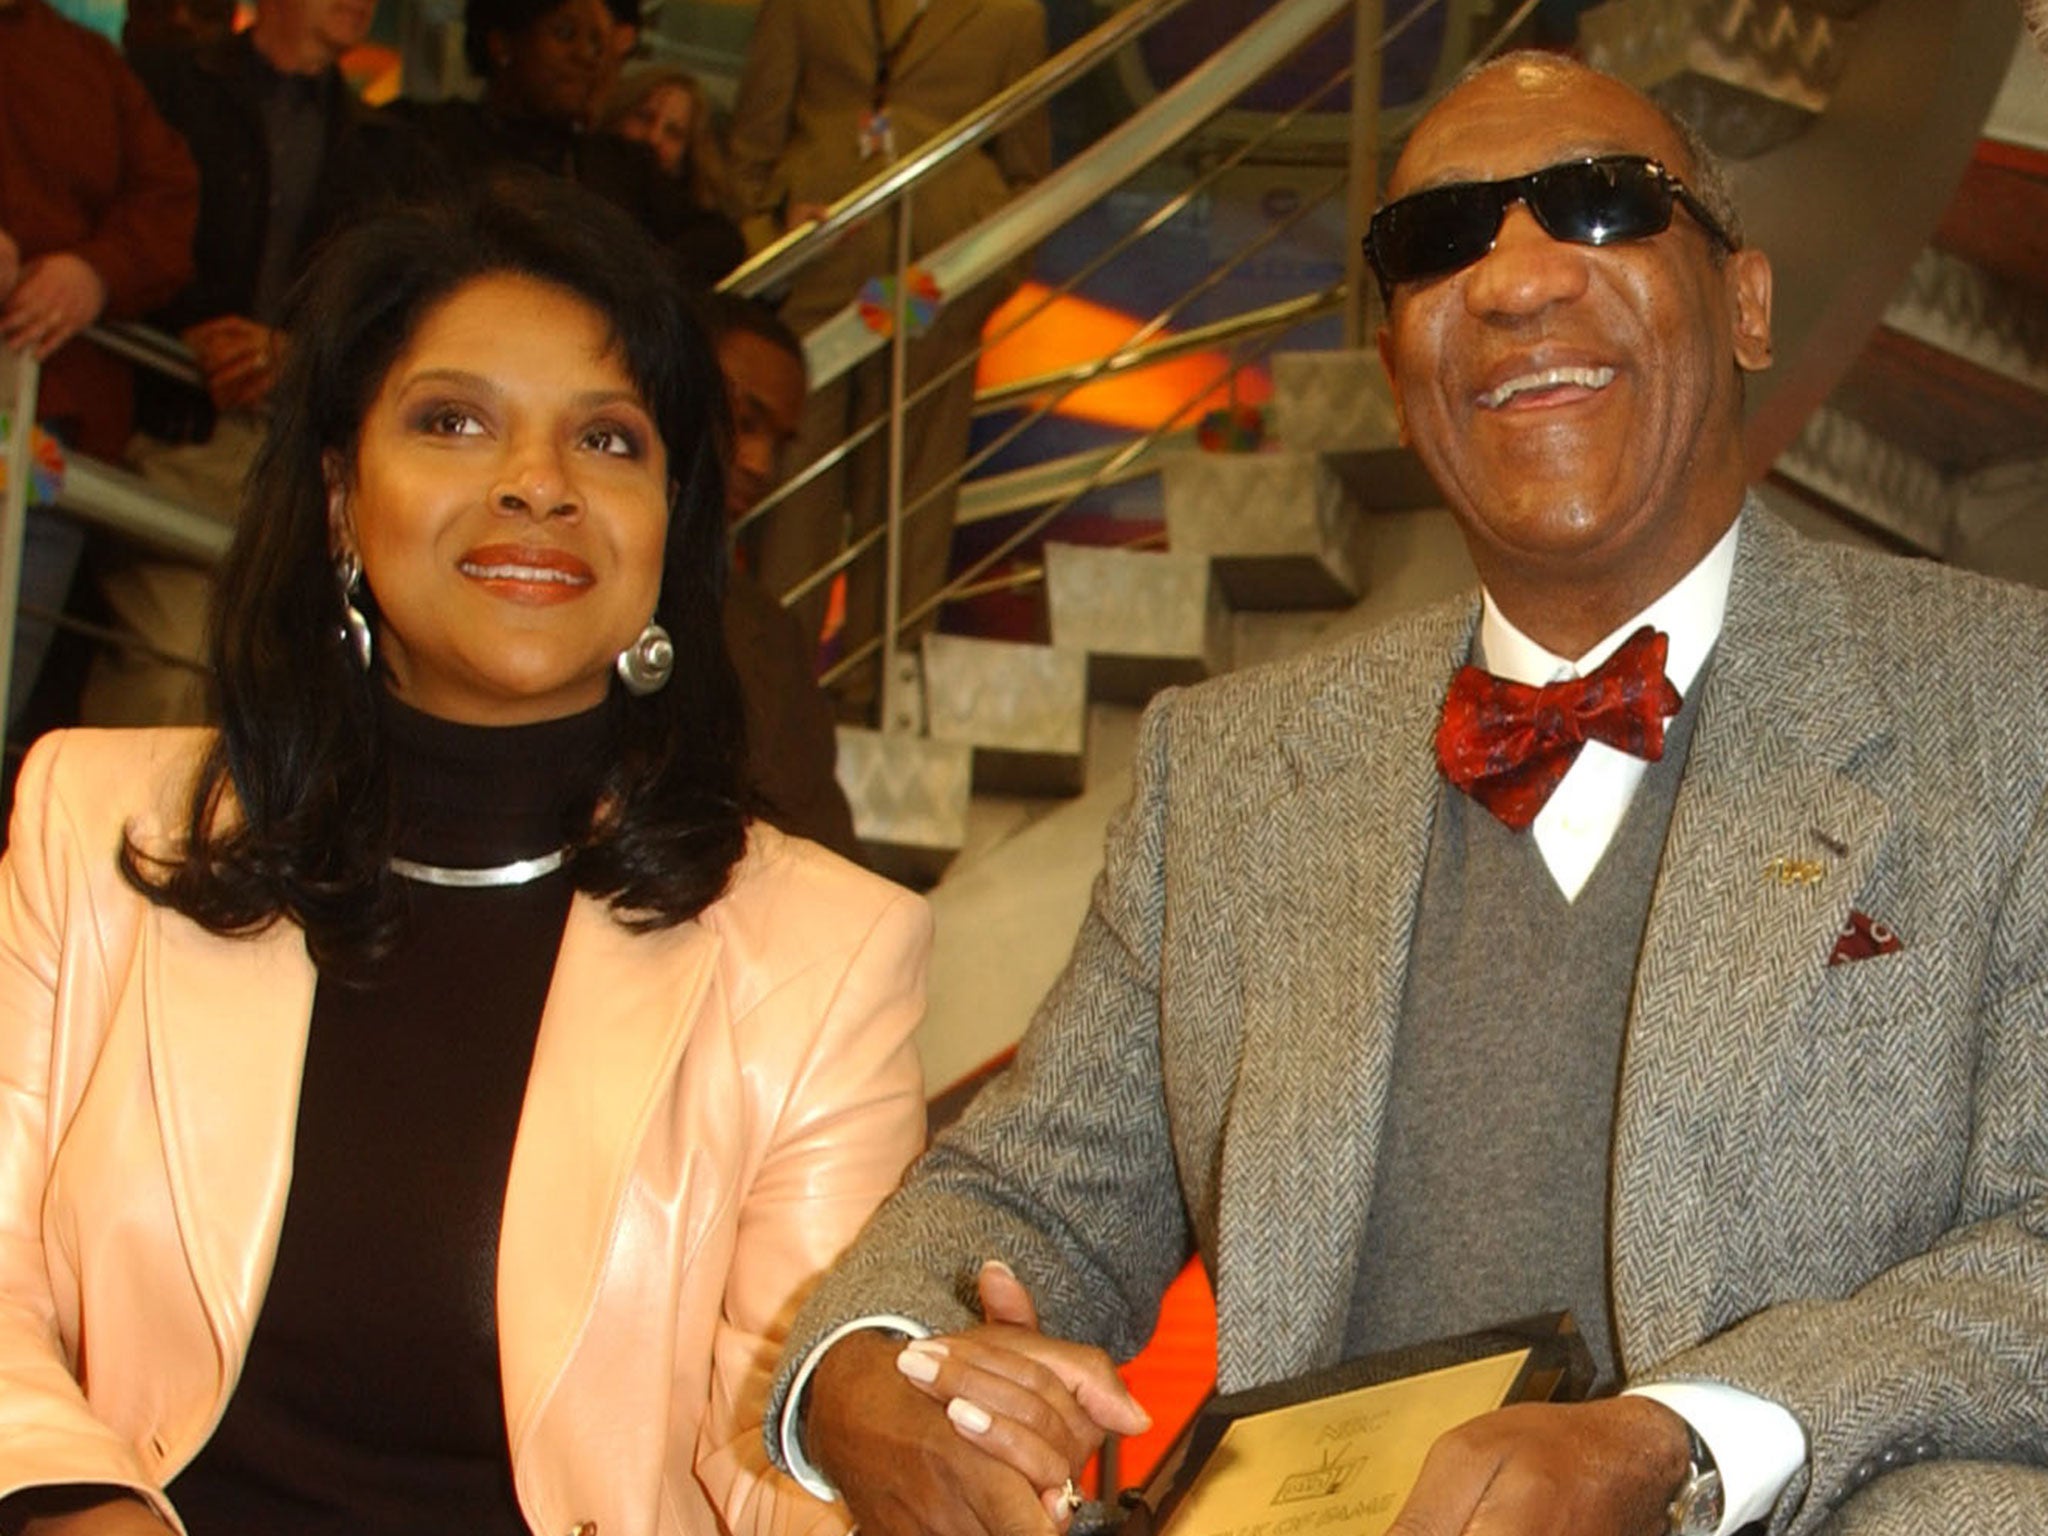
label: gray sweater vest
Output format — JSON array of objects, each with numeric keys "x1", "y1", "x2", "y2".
[{"x1": 1344, "y1": 683, "x2": 1703, "y2": 1388}]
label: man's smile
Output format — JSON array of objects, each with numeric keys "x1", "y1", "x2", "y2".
[{"x1": 1477, "y1": 363, "x2": 1618, "y2": 410}]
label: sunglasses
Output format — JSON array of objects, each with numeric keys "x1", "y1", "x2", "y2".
[{"x1": 1364, "y1": 154, "x2": 1737, "y2": 300}]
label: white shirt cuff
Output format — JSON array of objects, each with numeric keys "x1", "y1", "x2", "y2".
[
  {"x1": 777, "y1": 1314, "x2": 934, "y2": 1500},
  {"x1": 1625, "y1": 1379, "x2": 1807, "y2": 1536}
]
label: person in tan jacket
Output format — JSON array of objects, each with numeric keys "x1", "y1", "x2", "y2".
[
  {"x1": 0, "y1": 176, "x2": 928, "y2": 1536},
  {"x1": 728, "y1": 0, "x2": 1049, "y2": 717}
]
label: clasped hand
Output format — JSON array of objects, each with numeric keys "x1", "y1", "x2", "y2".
[{"x1": 805, "y1": 1261, "x2": 1150, "y2": 1536}]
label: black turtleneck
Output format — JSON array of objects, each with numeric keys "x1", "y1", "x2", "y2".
[{"x1": 166, "y1": 697, "x2": 607, "y2": 1536}]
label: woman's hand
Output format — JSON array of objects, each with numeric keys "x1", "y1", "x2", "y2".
[{"x1": 891, "y1": 1262, "x2": 1152, "y2": 1523}]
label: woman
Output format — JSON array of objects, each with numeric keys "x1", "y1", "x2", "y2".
[
  {"x1": 600, "y1": 65, "x2": 735, "y2": 221},
  {"x1": 0, "y1": 178, "x2": 927, "y2": 1536},
  {"x1": 386, "y1": 0, "x2": 742, "y2": 288}
]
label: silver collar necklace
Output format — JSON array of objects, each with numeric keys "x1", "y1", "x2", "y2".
[{"x1": 388, "y1": 847, "x2": 573, "y2": 889}]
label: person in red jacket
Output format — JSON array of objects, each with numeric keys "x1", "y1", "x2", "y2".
[
  {"x1": 0, "y1": 0, "x2": 197, "y2": 723},
  {"x1": 0, "y1": 0, "x2": 198, "y2": 460}
]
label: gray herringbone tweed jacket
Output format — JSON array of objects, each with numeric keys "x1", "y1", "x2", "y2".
[{"x1": 773, "y1": 506, "x2": 2048, "y2": 1533}]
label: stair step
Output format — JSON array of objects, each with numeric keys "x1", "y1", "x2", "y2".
[
  {"x1": 1268, "y1": 351, "x2": 1398, "y2": 455},
  {"x1": 1884, "y1": 246, "x2": 2048, "y2": 396},
  {"x1": 1160, "y1": 449, "x2": 1364, "y2": 609},
  {"x1": 833, "y1": 726, "x2": 973, "y2": 888},
  {"x1": 1581, "y1": 0, "x2": 1852, "y2": 156},
  {"x1": 1045, "y1": 541, "x2": 1229, "y2": 704},
  {"x1": 923, "y1": 633, "x2": 1089, "y2": 796}
]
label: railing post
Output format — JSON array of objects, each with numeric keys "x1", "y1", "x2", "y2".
[
  {"x1": 1343, "y1": 0, "x2": 1385, "y2": 350},
  {"x1": 0, "y1": 346, "x2": 40, "y2": 730},
  {"x1": 879, "y1": 192, "x2": 915, "y2": 735}
]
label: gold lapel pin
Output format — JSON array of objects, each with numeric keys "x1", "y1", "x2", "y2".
[{"x1": 1765, "y1": 857, "x2": 1827, "y2": 886}]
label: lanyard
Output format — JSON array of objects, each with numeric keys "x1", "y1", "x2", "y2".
[{"x1": 868, "y1": 0, "x2": 931, "y2": 112}]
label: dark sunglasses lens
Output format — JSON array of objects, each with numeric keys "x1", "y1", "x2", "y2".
[
  {"x1": 1527, "y1": 158, "x2": 1674, "y2": 245},
  {"x1": 1370, "y1": 182, "x2": 1504, "y2": 285}
]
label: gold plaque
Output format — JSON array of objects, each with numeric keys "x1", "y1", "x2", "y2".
[{"x1": 1120, "y1": 1316, "x2": 1592, "y2": 1536}]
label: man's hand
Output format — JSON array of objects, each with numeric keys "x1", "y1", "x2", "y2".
[
  {"x1": 181, "y1": 315, "x2": 285, "y2": 413},
  {"x1": 807, "y1": 1326, "x2": 1054, "y2": 1536},
  {"x1": 804, "y1": 1264, "x2": 1150, "y2": 1536},
  {"x1": 0, "y1": 227, "x2": 21, "y2": 301},
  {"x1": 1385, "y1": 1397, "x2": 1692, "y2": 1536},
  {"x1": 0, "y1": 254, "x2": 108, "y2": 362}
]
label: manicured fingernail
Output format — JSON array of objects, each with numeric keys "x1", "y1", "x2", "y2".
[
  {"x1": 947, "y1": 1396, "x2": 993, "y2": 1435},
  {"x1": 981, "y1": 1258, "x2": 1017, "y2": 1279},
  {"x1": 896, "y1": 1346, "x2": 940, "y2": 1384}
]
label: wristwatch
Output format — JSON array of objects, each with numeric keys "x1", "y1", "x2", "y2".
[{"x1": 1667, "y1": 1421, "x2": 1725, "y2": 1536}]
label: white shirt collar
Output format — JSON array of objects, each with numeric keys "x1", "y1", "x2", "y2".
[{"x1": 1476, "y1": 516, "x2": 1741, "y2": 694}]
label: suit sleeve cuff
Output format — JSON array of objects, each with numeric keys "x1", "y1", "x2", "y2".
[
  {"x1": 1625, "y1": 1379, "x2": 1807, "y2": 1536},
  {"x1": 778, "y1": 1314, "x2": 933, "y2": 1500}
]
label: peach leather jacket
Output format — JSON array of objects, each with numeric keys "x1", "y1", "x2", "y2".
[{"x1": 0, "y1": 729, "x2": 930, "y2": 1536}]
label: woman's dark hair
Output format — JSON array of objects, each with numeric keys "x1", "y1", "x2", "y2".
[{"x1": 123, "y1": 172, "x2": 750, "y2": 976}]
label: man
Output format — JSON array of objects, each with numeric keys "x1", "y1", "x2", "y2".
[
  {"x1": 93, "y1": 0, "x2": 389, "y2": 725},
  {"x1": 765, "y1": 53, "x2": 2048, "y2": 1536},
  {"x1": 729, "y1": 0, "x2": 1050, "y2": 719},
  {"x1": 703, "y1": 292, "x2": 862, "y2": 863},
  {"x1": 0, "y1": 0, "x2": 197, "y2": 719}
]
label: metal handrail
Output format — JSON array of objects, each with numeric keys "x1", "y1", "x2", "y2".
[
  {"x1": 793, "y1": 0, "x2": 1366, "y2": 396},
  {"x1": 819, "y1": 313, "x2": 1300, "y2": 690},
  {"x1": 849, "y1": 46, "x2": 1370, "y2": 557},
  {"x1": 789, "y1": 163, "x2": 1348, "y2": 618},
  {"x1": 84, "y1": 321, "x2": 204, "y2": 390},
  {"x1": 729, "y1": 24, "x2": 1376, "y2": 552},
  {"x1": 718, "y1": 0, "x2": 1203, "y2": 301},
  {"x1": 971, "y1": 290, "x2": 1345, "y2": 416}
]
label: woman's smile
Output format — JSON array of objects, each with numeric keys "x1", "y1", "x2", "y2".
[{"x1": 457, "y1": 542, "x2": 598, "y2": 603}]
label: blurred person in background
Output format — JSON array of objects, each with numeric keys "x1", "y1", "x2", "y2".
[
  {"x1": 98, "y1": 0, "x2": 397, "y2": 727},
  {"x1": 699, "y1": 289, "x2": 859, "y2": 864},
  {"x1": 0, "y1": 0, "x2": 197, "y2": 725},
  {"x1": 729, "y1": 0, "x2": 1048, "y2": 721},
  {"x1": 387, "y1": 0, "x2": 741, "y2": 286},
  {"x1": 598, "y1": 64, "x2": 745, "y2": 288}
]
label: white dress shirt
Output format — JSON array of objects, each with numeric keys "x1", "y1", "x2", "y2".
[{"x1": 1474, "y1": 517, "x2": 1737, "y2": 903}]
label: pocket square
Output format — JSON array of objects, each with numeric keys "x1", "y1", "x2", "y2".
[{"x1": 1829, "y1": 910, "x2": 1903, "y2": 966}]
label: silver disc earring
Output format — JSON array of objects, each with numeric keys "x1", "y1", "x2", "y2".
[
  {"x1": 614, "y1": 620, "x2": 674, "y2": 696},
  {"x1": 335, "y1": 549, "x2": 372, "y2": 671}
]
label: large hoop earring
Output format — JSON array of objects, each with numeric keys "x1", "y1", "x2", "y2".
[
  {"x1": 336, "y1": 549, "x2": 373, "y2": 671},
  {"x1": 614, "y1": 620, "x2": 673, "y2": 696}
]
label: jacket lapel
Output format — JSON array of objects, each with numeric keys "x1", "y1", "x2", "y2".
[
  {"x1": 496, "y1": 891, "x2": 718, "y2": 1466},
  {"x1": 145, "y1": 893, "x2": 318, "y2": 1442},
  {"x1": 895, "y1": 0, "x2": 984, "y2": 81},
  {"x1": 1612, "y1": 508, "x2": 1894, "y2": 1371},
  {"x1": 1214, "y1": 599, "x2": 1476, "y2": 1390}
]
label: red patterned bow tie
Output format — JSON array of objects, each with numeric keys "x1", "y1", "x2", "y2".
[{"x1": 1436, "y1": 625, "x2": 1682, "y2": 831}]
